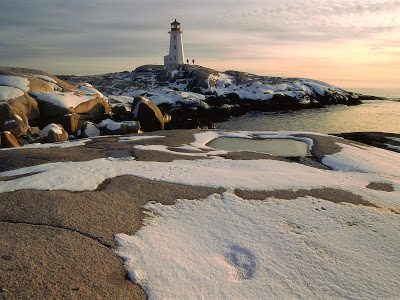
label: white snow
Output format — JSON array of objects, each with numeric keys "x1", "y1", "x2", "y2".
[
  {"x1": 0, "y1": 139, "x2": 91, "y2": 151},
  {"x1": 116, "y1": 192, "x2": 400, "y2": 300},
  {"x1": 0, "y1": 75, "x2": 30, "y2": 92},
  {"x1": 322, "y1": 142, "x2": 400, "y2": 177},
  {"x1": 82, "y1": 121, "x2": 100, "y2": 137},
  {"x1": 97, "y1": 119, "x2": 122, "y2": 131},
  {"x1": 0, "y1": 86, "x2": 24, "y2": 100},
  {"x1": 33, "y1": 91, "x2": 96, "y2": 108},
  {"x1": 4, "y1": 120, "x2": 16, "y2": 126},
  {"x1": 109, "y1": 95, "x2": 135, "y2": 104},
  {"x1": 79, "y1": 84, "x2": 104, "y2": 97},
  {"x1": 30, "y1": 74, "x2": 57, "y2": 83},
  {"x1": 132, "y1": 98, "x2": 142, "y2": 119},
  {"x1": 125, "y1": 88, "x2": 206, "y2": 107},
  {"x1": 39, "y1": 123, "x2": 63, "y2": 139},
  {"x1": 118, "y1": 135, "x2": 165, "y2": 142},
  {"x1": 169, "y1": 70, "x2": 178, "y2": 78},
  {"x1": 205, "y1": 73, "x2": 348, "y2": 103}
]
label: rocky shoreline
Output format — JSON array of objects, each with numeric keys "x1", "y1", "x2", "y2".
[{"x1": 1, "y1": 64, "x2": 387, "y2": 149}]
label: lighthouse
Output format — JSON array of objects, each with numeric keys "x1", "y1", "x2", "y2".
[{"x1": 164, "y1": 19, "x2": 185, "y2": 65}]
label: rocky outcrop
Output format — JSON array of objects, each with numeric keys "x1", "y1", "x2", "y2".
[
  {"x1": 0, "y1": 64, "x2": 383, "y2": 147},
  {"x1": 60, "y1": 64, "x2": 374, "y2": 130},
  {"x1": 0, "y1": 67, "x2": 112, "y2": 145}
]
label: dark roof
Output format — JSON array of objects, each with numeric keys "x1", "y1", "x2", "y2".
[{"x1": 171, "y1": 19, "x2": 181, "y2": 25}]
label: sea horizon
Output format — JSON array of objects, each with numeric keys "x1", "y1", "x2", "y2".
[{"x1": 345, "y1": 87, "x2": 400, "y2": 99}]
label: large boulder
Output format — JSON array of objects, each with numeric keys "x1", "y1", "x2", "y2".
[
  {"x1": 32, "y1": 91, "x2": 111, "y2": 127},
  {"x1": 0, "y1": 103, "x2": 29, "y2": 138},
  {"x1": 131, "y1": 96, "x2": 164, "y2": 132},
  {"x1": 0, "y1": 86, "x2": 40, "y2": 120},
  {"x1": 42, "y1": 113, "x2": 83, "y2": 134},
  {"x1": 0, "y1": 131, "x2": 21, "y2": 148},
  {"x1": 39, "y1": 123, "x2": 68, "y2": 143}
]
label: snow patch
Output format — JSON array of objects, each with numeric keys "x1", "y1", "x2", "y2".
[
  {"x1": 39, "y1": 123, "x2": 63, "y2": 139},
  {"x1": 0, "y1": 86, "x2": 24, "y2": 100},
  {"x1": 82, "y1": 121, "x2": 100, "y2": 137},
  {"x1": 0, "y1": 155, "x2": 379, "y2": 193},
  {"x1": 33, "y1": 92, "x2": 96, "y2": 108},
  {"x1": 118, "y1": 135, "x2": 165, "y2": 142},
  {"x1": 30, "y1": 74, "x2": 57, "y2": 83},
  {"x1": 322, "y1": 142, "x2": 400, "y2": 177},
  {"x1": 79, "y1": 84, "x2": 104, "y2": 97},
  {"x1": 97, "y1": 119, "x2": 122, "y2": 131},
  {"x1": 116, "y1": 192, "x2": 400, "y2": 299},
  {"x1": 0, "y1": 75, "x2": 30, "y2": 92}
]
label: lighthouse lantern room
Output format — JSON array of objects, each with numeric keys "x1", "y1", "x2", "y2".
[{"x1": 164, "y1": 19, "x2": 185, "y2": 65}]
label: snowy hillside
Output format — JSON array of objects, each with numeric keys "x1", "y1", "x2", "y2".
[{"x1": 60, "y1": 64, "x2": 367, "y2": 128}]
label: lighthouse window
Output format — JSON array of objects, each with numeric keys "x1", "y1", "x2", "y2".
[
  {"x1": 174, "y1": 45, "x2": 176, "y2": 50},
  {"x1": 174, "y1": 35, "x2": 176, "y2": 40}
]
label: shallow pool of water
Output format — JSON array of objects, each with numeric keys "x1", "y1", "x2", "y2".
[{"x1": 207, "y1": 137, "x2": 309, "y2": 157}]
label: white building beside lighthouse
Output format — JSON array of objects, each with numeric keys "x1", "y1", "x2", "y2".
[{"x1": 164, "y1": 19, "x2": 185, "y2": 65}]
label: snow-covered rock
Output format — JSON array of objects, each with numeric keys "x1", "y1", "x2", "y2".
[
  {"x1": 96, "y1": 118, "x2": 140, "y2": 135},
  {"x1": 80, "y1": 121, "x2": 101, "y2": 138},
  {"x1": 60, "y1": 64, "x2": 365, "y2": 129},
  {"x1": 39, "y1": 123, "x2": 68, "y2": 143},
  {"x1": 0, "y1": 67, "x2": 112, "y2": 137}
]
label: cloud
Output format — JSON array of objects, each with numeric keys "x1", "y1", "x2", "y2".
[{"x1": 214, "y1": 0, "x2": 400, "y2": 42}]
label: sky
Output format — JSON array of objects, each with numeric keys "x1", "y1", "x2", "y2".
[{"x1": 1, "y1": 0, "x2": 399, "y2": 88}]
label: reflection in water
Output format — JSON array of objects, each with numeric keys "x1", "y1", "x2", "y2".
[
  {"x1": 207, "y1": 137, "x2": 309, "y2": 157},
  {"x1": 216, "y1": 100, "x2": 400, "y2": 134}
]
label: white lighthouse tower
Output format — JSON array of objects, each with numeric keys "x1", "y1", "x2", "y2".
[{"x1": 164, "y1": 19, "x2": 185, "y2": 65}]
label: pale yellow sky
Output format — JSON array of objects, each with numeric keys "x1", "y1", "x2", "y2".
[{"x1": 1, "y1": 0, "x2": 399, "y2": 88}]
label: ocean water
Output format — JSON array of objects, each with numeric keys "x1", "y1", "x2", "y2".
[
  {"x1": 346, "y1": 87, "x2": 400, "y2": 99},
  {"x1": 216, "y1": 94, "x2": 400, "y2": 134}
]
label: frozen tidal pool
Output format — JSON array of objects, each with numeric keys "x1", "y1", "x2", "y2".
[{"x1": 207, "y1": 137, "x2": 310, "y2": 157}]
